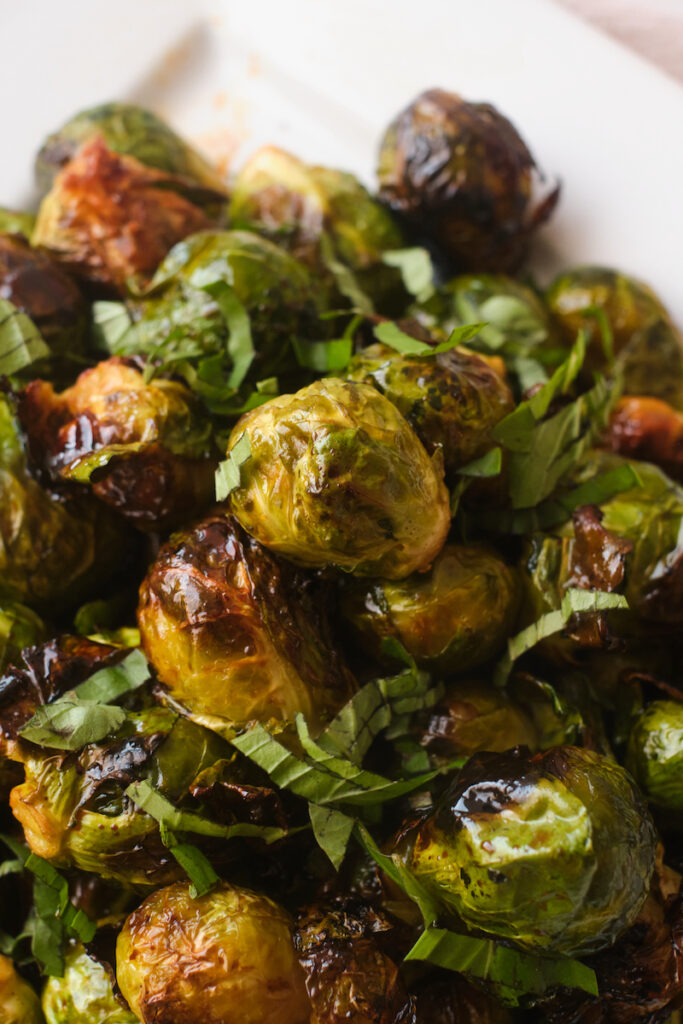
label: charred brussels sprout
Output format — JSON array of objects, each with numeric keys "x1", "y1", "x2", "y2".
[
  {"x1": 0, "y1": 393, "x2": 131, "y2": 610},
  {"x1": 19, "y1": 357, "x2": 216, "y2": 529},
  {"x1": 294, "y1": 899, "x2": 414, "y2": 1024},
  {"x1": 0, "y1": 233, "x2": 88, "y2": 366},
  {"x1": 116, "y1": 881, "x2": 311, "y2": 1024},
  {"x1": 522, "y1": 453, "x2": 683, "y2": 626},
  {"x1": 410, "y1": 273, "x2": 559, "y2": 383},
  {"x1": 626, "y1": 700, "x2": 683, "y2": 816},
  {"x1": 0, "y1": 954, "x2": 43, "y2": 1024},
  {"x1": 340, "y1": 543, "x2": 517, "y2": 673},
  {"x1": 227, "y1": 378, "x2": 450, "y2": 578},
  {"x1": 417, "y1": 682, "x2": 540, "y2": 759},
  {"x1": 347, "y1": 343, "x2": 513, "y2": 479},
  {"x1": 35, "y1": 101, "x2": 227, "y2": 198},
  {"x1": 607, "y1": 396, "x2": 683, "y2": 483},
  {"x1": 42, "y1": 943, "x2": 136, "y2": 1024},
  {"x1": 113, "y1": 229, "x2": 325, "y2": 389},
  {"x1": 546, "y1": 266, "x2": 683, "y2": 403},
  {"x1": 413, "y1": 972, "x2": 512, "y2": 1024},
  {"x1": 138, "y1": 515, "x2": 355, "y2": 736},
  {"x1": 409, "y1": 746, "x2": 656, "y2": 956},
  {"x1": 33, "y1": 137, "x2": 212, "y2": 294},
  {"x1": 377, "y1": 89, "x2": 558, "y2": 272},
  {"x1": 230, "y1": 145, "x2": 406, "y2": 312}
]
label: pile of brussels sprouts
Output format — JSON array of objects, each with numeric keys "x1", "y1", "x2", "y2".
[{"x1": 1, "y1": 88, "x2": 683, "y2": 1024}]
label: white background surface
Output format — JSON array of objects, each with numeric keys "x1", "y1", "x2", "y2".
[{"x1": 2, "y1": 0, "x2": 683, "y2": 325}]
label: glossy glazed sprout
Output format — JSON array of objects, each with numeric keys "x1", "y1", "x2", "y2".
[
  {"x1": 116, "y1": 881, "x2": 311, "y2": 1024},
  {"x1": 377, "y1": 89, "x2": 558, "y2": 272},
  {"x1": 229, "y1": 145, "x2": 406, "y2": 312},
  {"x1": 33, "y1": 137, "x2": 212, "y2": 294},
  {"x1": 346, "y1": 343, "x2": 513, "y2": 479},
  {"x1": 546, "y1": 266, "x2": 683, "y2": 404},
  {"x1": 227, "y1": 378, "x2": 450, "y2": 578},
  {"x1": 626, "y1": 700, "x2": 683, "y2": 817},
  {"x1": 340, "y1": 543, "x2": 518, "y2": 673},
  {"x1": 42, "y1": 943, "x2": 137, "y2": 1024},
  {"x1": 409, "y1": 746, "x2": 656, "y2": 956},
  {"x1": 138, "y1": 515, "x2": 355, "y2": 736},
  {"x1": 19, "y1": 357, "x2": 216, "y2": 530}
]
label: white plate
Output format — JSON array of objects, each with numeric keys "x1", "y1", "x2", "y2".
[{"x1": 3, "y1": 0, "x2": 683, "y2": 325}]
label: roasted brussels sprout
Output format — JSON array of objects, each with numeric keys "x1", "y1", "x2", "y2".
[
  {"x1": 116, "y1": 881, "x2": 311, "y2": 1024},
  {"x1": 227, "y1": 378, "x2": 450, "y2": 578},
  {"x1": 410, "y1": 273, "x2": 559, "y2": 378},
  {"x1": 340, "y1": 543, "x2": 517, "y2": 673},
  {"x1": 417, "y1": 682, "x2": 541, "y2": 759},
  {"x1": 413, "y1": 972, "x2": 512, "y2": 1024},
  {"x1": 626, "y1": 700, "x2": 683, "y2": 816},
  {"x1": 230, "y1": 145, "x2": 406, "y2": 312},
  {"x1": 0, "y1": 232, "x2": 88, "y2": 366},
  {"x1": 19, "y1": 357, "x2": 216, "y2": 529},
  {"x1": 42, "y1": 943, "x2": 136, "y2": 1024},
  {"x1": 377, "y1": 89, "x2": 559, "y2": 272},
  {"x1": 607, "y1": 396, "x2": 683, "y2": 483},
  {"x1": 546, "y1": 266, "x2": 683, "y2": 402},
  {"x1": 408, "y1": 746, "x2": 656, "y2": 956},
  {"x1": 33, "y1": 137, "x2": 212, "y2": 294},
  {"x1": 0, "y1": 393, "x2": 133, "y2": 610},
  {"x1": 113, "y1": 229, "x2": 325, "y2": 389},
  {"x1": 522, "y1": 454, "x2": 683, "y2": 627},
  {"x1": 35, "y1": 101, "x2": 227, "y2": 198},
  {"x1": 138, "y1": 515, "x2": 355, "y2": 736},
  {"x1": 294, "y1": 899, "x2": 414, "y2": 1024},
  {"x1": 0, "y1": 954, "x2": 44, "y2": 1024},
  {"x1": 346, "y1": 344, "x2": 513, "y2": 479}
]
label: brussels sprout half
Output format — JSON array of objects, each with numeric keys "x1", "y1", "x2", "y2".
[
  {"x1": 346, "y1": 343, "x2": 513, "y2": 480},
  {"x1": 230, "y1": 145, "x2": 406, "y2": 312},
  {"x1": 626, "y1": 700, "x2": 683, "y2": 817},
  {"x1": 340, "y1": 543, "x2": 518, "y2": 674},
  {"x1": 546, "y1": 266, "x2": 683, "y2": 405},
  {"x1": 19, "y1": 357, "x2": 216, "y2": 530},
  {"x1": 409, "y1": 746, "x2": 656, "y2": 956},
  {"x1": 377, "y1": 89, "x2": 559, "y2": 273},
  {"x1": 0, "y1": 954, "x2": 43, "y2": 1024},
  {"x1": 35, "y1": 101, "x2": 227, "y2": 198},
  {"x1": 116, "y1": 881, "x2": 311, "y2": 1024},
  {"x1": 138, "y1": 515, "x2": 356, "y2": 737},
  {"x1": 227, "y1": 378, "x2": 450, "y2": 579},
  {"x1": 33, "y1": 137, "x2": 212, "y2": 294},
  {"x1": 42, "y1": 943, "x2": 136, "y2": 1024}
]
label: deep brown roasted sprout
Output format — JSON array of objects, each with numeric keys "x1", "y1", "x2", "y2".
[
  {"x1": 294, "y1": 899, "x2": 416, "y2": 1024},
  {"x1": 0, "y1": 232, "x2": 87, "y2": 364},
  {"x1": 32, "y1": 136, "x2": 213, "y2": 293},
  {"x1": 377, "y1": 89, "x2": 558, "y2": 272},
  {"x1": 606, "y1": 396, "x2": 683, "y2": 483},
  {"x1": 138, "y1": 514, "x2": 356, "y2": 735},
  {"x1": 18, "y1": 357, "x2": 217, "y2": 529}
]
